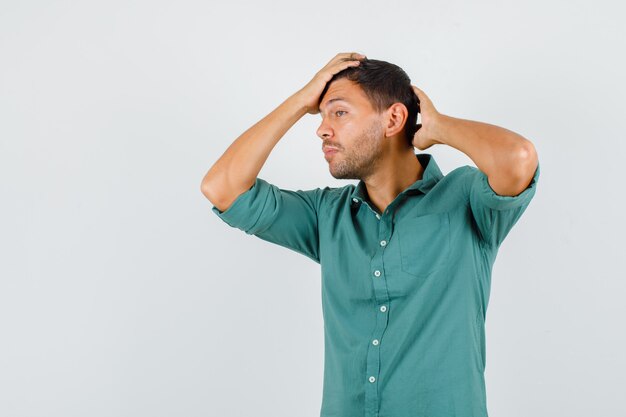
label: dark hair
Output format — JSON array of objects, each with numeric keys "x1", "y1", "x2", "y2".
[{"x1": 318, "y1": 58, "x2": 420, "y2": 147}]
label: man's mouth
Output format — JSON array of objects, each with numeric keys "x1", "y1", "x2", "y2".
[{"x1": 323, "y1": 146, "x2": 340, "y2": 157}]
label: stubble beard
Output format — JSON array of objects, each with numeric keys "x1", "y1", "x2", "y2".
[{"x1": 330, "y1": 120, "x2": 384, "y2": 181}]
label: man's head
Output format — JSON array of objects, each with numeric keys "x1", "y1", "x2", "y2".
[{"x1": 316, "y1": 58, "x2": 420, "y2": 180}]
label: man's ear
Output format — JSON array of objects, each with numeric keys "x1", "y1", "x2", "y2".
[{"x1": 384, "y1": 103, "x2": 409, "y2": 138}]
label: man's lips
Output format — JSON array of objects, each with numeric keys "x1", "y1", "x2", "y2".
[{"x1": 323, "y1": 146, "x2": 340, "y2": 156}]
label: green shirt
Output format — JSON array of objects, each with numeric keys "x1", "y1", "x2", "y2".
[{"x1": 211, "y1": 153, "x2": 540, "y2": 417}]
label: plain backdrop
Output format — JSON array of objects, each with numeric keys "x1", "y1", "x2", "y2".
[{"x1": 1, "y1": 1, "x2": 625, "y2": 416}]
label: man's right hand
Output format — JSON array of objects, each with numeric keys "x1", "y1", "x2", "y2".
[
  {"x1": 202, "y1": 52, "x2": 365, "y2": 211},
  {"x1": 296, "y1": 52, "x2": 367, "y2": 115}
]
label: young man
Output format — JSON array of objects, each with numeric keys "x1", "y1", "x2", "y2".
[{"x1": 201, "y1": 52, "x2": 539, "y2": 417}]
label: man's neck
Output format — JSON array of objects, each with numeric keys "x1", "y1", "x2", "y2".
[{"x1": 363, "y1": 151, "x2": 424, "y2": 215}]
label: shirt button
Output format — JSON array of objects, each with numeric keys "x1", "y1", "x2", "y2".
[
  {"x1": 352, "y1": 198, "x2": 359, "y2": 203},
  {"x1": 373, "y1": 270, "x2": 381, "y2": 277},
  {"x1": 369, "y1": 376, "x2": 376, "y2": 383},
  {"x1": 372, "y1": 339, "x2": 379, "y2": 346},
  {"x1": 376, "y1": 214, "x2": 380, "y2": 219},
  {"x1": 380, "y1": 240, "x2": 387, "y2": 247},
  {"x1": 380, "y1": 305, "x2": 387, "y2": 312}
]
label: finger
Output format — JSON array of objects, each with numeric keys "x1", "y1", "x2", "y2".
[
  {"x1": 411, "y1": 85, "x2": 425, "y2": 106},
  {"x1": 334, "y1": 60, "x2": 361, "y2": 70},
  {"x1": 339, "y1": 52, "x2": 367, "y2": 62},
  {"x1": 327, "y1": 53, "x2": 357, "y2": 66},
  {"x1": 338, "y1": 56, "x2": 363, "y2": 64},
  {"x1": 336, "y1": 58, "x2": 362, "y2": 69}
]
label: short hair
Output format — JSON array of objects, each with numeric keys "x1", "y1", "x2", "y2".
[{"x1": 318, "y1": 58, "x2": 420, "y2": 147}]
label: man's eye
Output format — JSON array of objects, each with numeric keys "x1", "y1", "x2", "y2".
[{"x1": 335, "y1": 111, "x2": 346, "y2": 117}]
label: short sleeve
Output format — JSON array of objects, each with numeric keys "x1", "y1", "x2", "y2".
[
  {"x1": 467, "y1": 161, "x2": 540, "y2": 247},
  {"x1": 211, "y1": 177, "x2": 322, "y2": 264}
]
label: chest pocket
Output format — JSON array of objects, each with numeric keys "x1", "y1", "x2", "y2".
[{"x1": 396, "y1": 212, "x2": 451, "y2": 278}]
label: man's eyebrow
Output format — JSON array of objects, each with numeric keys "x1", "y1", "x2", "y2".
[{"x1": 319, "y1": 97, "x2": 350, "y2": 113}]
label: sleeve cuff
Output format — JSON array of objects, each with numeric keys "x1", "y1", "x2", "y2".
[
  {"x1": 472, "y1": 161, "x2": 540, "y2": 211},
  {"x1": 211, "y1": 177, "x2": 272, "y2": 231}
]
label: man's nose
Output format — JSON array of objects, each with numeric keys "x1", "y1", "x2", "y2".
[{"x1": 316, "y1": 120, "x2": 333, "y2": 140}]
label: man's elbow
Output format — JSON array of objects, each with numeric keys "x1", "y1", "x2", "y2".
[
  {"x1": 490, "y1": 140, "x2": 538, "y2": 196},
  {"x1": 200, "y1": 176, "x2": 224, "y2": 208},
  {"x1": 201, "y1": 181, "x2": 231, "y2": 212},
  {"x1": 201, "y1": 174, "x2": 253, "y2": 212},
  {"x1": 516, "y1": 139, "x2": 538, "y2": 182}
]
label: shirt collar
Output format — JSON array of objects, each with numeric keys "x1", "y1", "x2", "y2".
[{"x1": 350, "y1": 153, "x2": 443, "y2": 203}]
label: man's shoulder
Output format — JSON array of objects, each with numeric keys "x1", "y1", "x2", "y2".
[
  {"x1": 432, "y1": 164, "x2": 478, "y2": 193},
  {"x1": 444, "y1": 164, "x2": 479, "y2": 179},
  {"x1": 266, "y1": 180, "x2": 355, "y2": 212},
  {"x1": 282, "y1": 182, "x2": 353, "y2": 197},
  {"x1": 317, "y1": 182, "x2": 356, "y2": 203}
]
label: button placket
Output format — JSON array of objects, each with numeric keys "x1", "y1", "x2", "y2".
[{"x1": 364, "y1": 211, "x2": 393, "y2": 416}]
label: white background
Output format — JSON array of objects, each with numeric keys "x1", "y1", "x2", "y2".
[{"x1": 1, "y1": 1, "x2": 624, "y2": 416}]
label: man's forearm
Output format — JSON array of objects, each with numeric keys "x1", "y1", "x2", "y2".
[
  {"x1": 201, "y1": 92, "x2": 308, "y2": 211},
  {"x1": 434, "y1": 114, "x2": 538, "y2": 196}
]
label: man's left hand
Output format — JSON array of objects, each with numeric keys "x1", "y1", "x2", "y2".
[{"x1": 411, "y1": 85, "x2": 443, "y2": 150}]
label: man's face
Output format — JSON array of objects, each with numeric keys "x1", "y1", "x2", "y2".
[{"x1": 317, "y1": 78, "x2": 385, "y2": 180}]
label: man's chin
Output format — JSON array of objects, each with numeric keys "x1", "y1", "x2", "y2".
[
  {"x1": 329, "y1": 169, "x2": 358, "y2": 180},
  {"x1": 329, "y1": 169, "x2": 342, "y2": 179}
]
